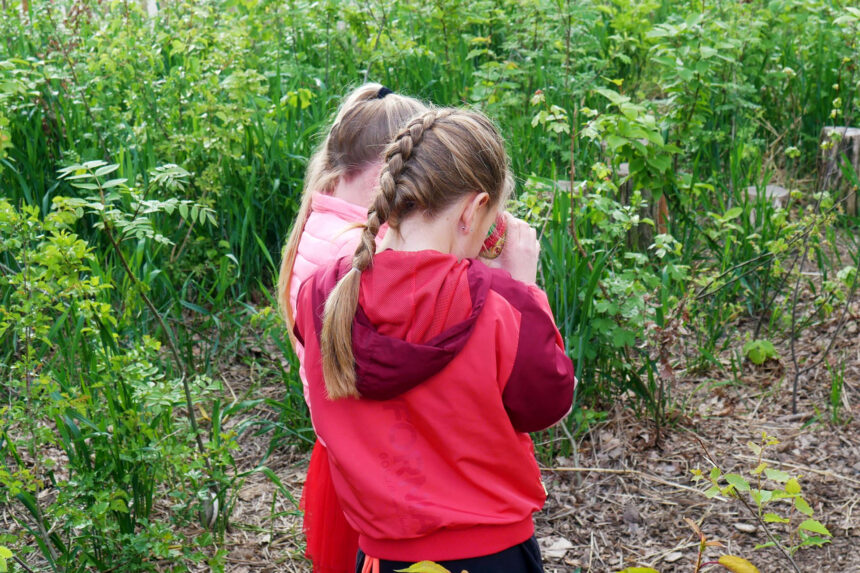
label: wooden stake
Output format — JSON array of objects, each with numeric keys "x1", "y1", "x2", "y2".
[{"x1": 819, "y1": 126, "x2": 860, "y2": 216}]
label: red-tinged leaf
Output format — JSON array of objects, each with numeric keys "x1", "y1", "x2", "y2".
[{"x1": 684, "y1": 517, "x2": 704, "y2": 540}]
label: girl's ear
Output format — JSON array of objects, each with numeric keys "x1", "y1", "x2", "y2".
[{"x1": 458, "y1": 192, "x2": 490, "y2": 233}]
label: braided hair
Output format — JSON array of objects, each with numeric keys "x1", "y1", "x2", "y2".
[
  {"x1": 320, "y1": 108, "x2": 512, "y2": 399},
  {"x1": 277, "y1": 83, "x2": 426, "y2": 334}
]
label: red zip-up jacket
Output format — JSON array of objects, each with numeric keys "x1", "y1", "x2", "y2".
[{"x1": 294, "y1": 250, "x2": 575, "y2": 561}]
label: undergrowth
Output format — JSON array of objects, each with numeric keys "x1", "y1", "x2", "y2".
[{"x1": 1, "y1": 0, "x2": 858, "y2": 569}]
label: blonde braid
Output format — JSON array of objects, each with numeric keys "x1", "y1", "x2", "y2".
[
  {"x1": 319, "y1": 108, "x2": 508, "y2": 399},
  {"x1": 320, "y1": 111, "x2": 443, "y2": 398}
]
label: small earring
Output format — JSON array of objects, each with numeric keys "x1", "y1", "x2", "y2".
[{"x1": 460, "y1": 225, "x2": 467, "y2": 231}]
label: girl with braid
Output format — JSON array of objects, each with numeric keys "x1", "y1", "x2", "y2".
[
  {"x1": 278, "y1": 84, "x2": 426, "y2": 573},
  {"x1": 292, "y1": 108, "x2": 575, "y2": 573}
]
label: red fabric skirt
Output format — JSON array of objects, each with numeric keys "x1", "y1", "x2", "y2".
[{"x1": 301, "y1": 440, "x2": 360, "y2": 573}]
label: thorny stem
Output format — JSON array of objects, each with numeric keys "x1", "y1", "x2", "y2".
[
  {"x1": 95, "y1": 182, "x2": 212, "y2": 475},
  {"x1": 13, "y1": 555, "x2": 37, "y2": 573},
  {"x1": 693, "y1": 435, "x2": 802, "y2": 573},
  {"x1": 789, "y1": 122, "x2": 855, "y2": 414},
  {"x1": 694, "y1": 539, "x2": 705, "y2": 572},
  {"x1": 754, "y1": 132, "x2": 803, "y2": 338},
  {"x1": 27, "y1": 496, "x2": 63, "y2": 572},
  {"x1": 362, "y1": 1, "x2": 387, "y2": 83},
  {"x1": 797, "y1": 261, "x2": 859, "y2": 377}
]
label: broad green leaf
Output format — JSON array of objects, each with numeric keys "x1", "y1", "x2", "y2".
[
  {"x1": 604, "y1": 134, "x2": 628, "y2": 151},
  {"x1": 764, "y1": 468, "x2": 790, "y2": 483},
  {"x1": 750, "y1": 489, "x2": 772, "y2": 505},
  {"x1": 798, "y1": 535, "x2": 830, "y2": 548},
  {"x1": 763, "y1": 513, "x2": 789, "y2": 523},
  {"x1": 110, "y1": 497, "x2": 129, "y2": 513},
  {"x1": 751, "y1": 462, "x2": 767, "y2": 475},
  {"x1": 794, "y1": 497, "x2": 813, "y2": 516},
  {"x1": 594, "y1": 87, "x2": 629, "y2": 106},
  {"x1": 718, "y1": 555, "x2": 759, "y2": 573},
  {"x1": 704, "y1": 485, "x2": 721, "y2": 498},
  {"x1": 725, "y1": 473, "x2": 750, "y2": 492},
  {"x1": 798, "y1": 519, "x2": 831, "y2": 536},
  {"x1": 646, "y1": 154, "x2": 671, "y2": 173},
  {"x1": 394, "y1": 562, "x2": 452, "y2": 573},
  {"x1": 785, "y1": 478, "x2": 801, "y2": 495},
  {"x1": 71, "y1": 182, "x2": 99, "y2": 190},
  {"x1": 724, "y1": 207, "x2": 743, "y2": 220},
  {"x1": 710, "y1": 467, "x2": 721, "y2": 481},
  {"x1": 101, "y1": 178, "x2": 127, "y2": 189},
  {"x1": 0, "y1": 548, "x2": 12, "y2": 559},
  {"x1": 94, "y1": 164, "x2": 120, "y2": 177}
]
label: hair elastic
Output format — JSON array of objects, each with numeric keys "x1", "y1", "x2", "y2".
[{"x1": 376, "y1": 86, "x2": 393, "y2": 99}]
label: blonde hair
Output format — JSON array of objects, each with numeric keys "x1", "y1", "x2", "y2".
[
  {"x1": 277, "y1": 83, "x2": 427, "y2": 331},
  {"x1": 320, "y1": 108, "x2": 513, "y2": 399}
]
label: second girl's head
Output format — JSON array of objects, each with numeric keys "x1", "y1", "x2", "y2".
[
  {"x1": 278, "y1": 83, "x2": 427, "y2": 328},
  {"x1": 321, "y1": 108, "x2": 513, "y2": 399}
]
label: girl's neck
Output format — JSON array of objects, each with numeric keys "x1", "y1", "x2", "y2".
[
  {"x1": 378, "y1": 211, "x2": 458, "y2": 256},
  {"x1": 330, "y1": 163, "x2": 382, "y2": 208}
]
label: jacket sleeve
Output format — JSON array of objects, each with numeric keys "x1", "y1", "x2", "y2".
[{"x1": 492, "y1": 276, "x2": 576, "y2": 433}]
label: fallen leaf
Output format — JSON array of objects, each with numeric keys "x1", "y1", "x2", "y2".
[
  {"x1": 664, "y1": 551, "x2": 683, "y2": 563},
  {"x1": 538, "y1": 536, "x2": 574, "y2": 559},
  {"x1": 733, "y1": 523, "x2": 757, "y2": 534}
]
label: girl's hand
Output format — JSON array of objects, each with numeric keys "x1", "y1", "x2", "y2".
[{"x1": 481, "y1": 213, "x2": 539, "y2": 284}]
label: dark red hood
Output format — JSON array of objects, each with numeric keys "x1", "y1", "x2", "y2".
[{"x1": 307, "y1": 250, "x2": 491, "y2": 400}]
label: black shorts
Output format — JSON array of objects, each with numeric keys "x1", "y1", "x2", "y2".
[{"x1": 355, "y1": 536, "x2": 544, "y2": 573}]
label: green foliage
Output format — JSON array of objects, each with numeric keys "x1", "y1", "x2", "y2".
[
  {"x1": 827, "y1": 359, "x2": 848, "y2": 425},
  {"x1": 0, "y1": 546, "x2": 11, "y2": 573},
  {"x1": 1, "y1": 0, "x2": 857, "y2": 567},
  {"x1": 742, "y1": 339, "x2": 779, "y2": 365},
  {"x1": 692, "y1": 432, "x2": 833, "y2": 556}
]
